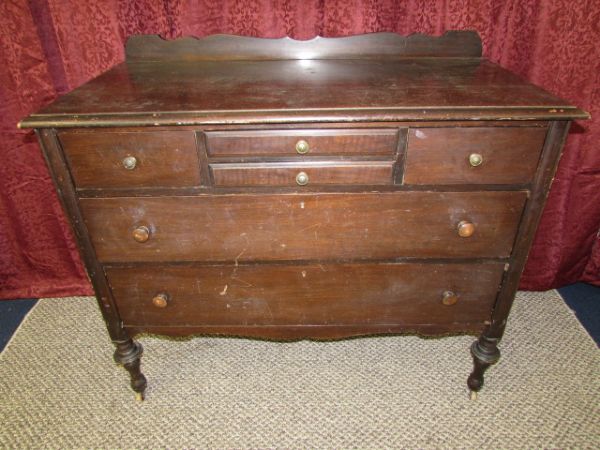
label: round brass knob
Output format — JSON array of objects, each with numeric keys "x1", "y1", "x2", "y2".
[
  {"x1": 122, "y1": 156, "x2": 137, "y2": 170},
  {"x1": 295, "y1": 140, "x2": 310, "y2": 154},
  {"x1": 152, "y1": 293, "x2": 169, "y2": 308},
  {"x1": 457, "y1": 221, "x2": 475, "y2": 238},
  {"x1": 442, "y1": 290, "x2": 459, "y2": 306},
  {"x1": 468, "y1": 153, "x2": 483, "y2": 167},
  {"x1": 296, "y1": 171, "x2": 309, "y2": 186},
  {"x1": 132, "y1": 225, "x2": 150, "y2": 243}
]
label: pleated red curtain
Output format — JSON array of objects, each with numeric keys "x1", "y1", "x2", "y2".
[{"x1": 1, "y1": 0, "x2": 599, "y2": 298}]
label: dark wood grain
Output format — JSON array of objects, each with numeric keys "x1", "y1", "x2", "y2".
[
  {"x1": 32, "y1": 120, "x2": 553, "y2": 133},
  {"x1": 113, "y1": 339, "x2": 146, "y2": 399},
  {"x1": 73, "y1": 183, "x2": 533, "y2": 198},
  {"x1": 465, "y1": 121, "x2": 571, "y2": 392},
  {"x1": 487, "y1": 121, "x2": 572, "y2": 339},
  {"x1": 404, "y1": 127, "x2": 547, "y2": 184},
  {"x1": 205, "y1": 129, "x2": 399, "y2": 157},
  {"x1": 59, "y1": 130, "x2": 201, "y2": 188},
  {"x1": 126, "y1": 31, "x2": 483, "y2": 61},
  {"x1": 392, "y1": 128, "x2": 409, "y2": 184},
  {"x1": 35, "y1": 130, "x2": 127, "y2": 341},
  {"x1": 19, "y1": 58, "x2": 588, "y2": 129},
  {"x1": 210, "y1": 161, "x2": 394, "y2": 186},
  {"x1": 125, "y1": 323, "x2": 485, "y2": 339},
  {"x1": 80, "y1": 191, "x2": 527, "y2": 263},
  {"x1": 23, "y1": 33, "x2": 588, "y2": 397},
  {"x1": 105, "y1": 262, "x2": 504, "y2": 328}
]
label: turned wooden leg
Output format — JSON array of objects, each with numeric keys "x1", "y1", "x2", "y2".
[
  {"x1": 467, "y1": 335, "x2": 500, "y2": 399},
  {"x1": 113, "y1": 338, "x2": 147, "y2": 401}
]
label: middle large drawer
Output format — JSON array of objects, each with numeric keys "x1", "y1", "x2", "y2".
[{"x1": 81, "y1": 191, "x2": 527, "y2": 262}]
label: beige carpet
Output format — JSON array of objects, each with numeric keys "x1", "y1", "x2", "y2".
[{"x1": 0, "y1": 291, "x2": 598, "y2": 449}]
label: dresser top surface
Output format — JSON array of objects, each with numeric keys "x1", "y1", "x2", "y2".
[{"x1": 21, "y1": 32, "x2": 588, "y2": 128}]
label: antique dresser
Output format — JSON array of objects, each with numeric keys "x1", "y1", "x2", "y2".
[{"x1": 20, "y1": 32, "x2": 588, "y2": 400}]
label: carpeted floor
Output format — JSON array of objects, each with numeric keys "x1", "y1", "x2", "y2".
[{"x1": 0, "y1": 291, "x2": 598, "y2": 448}]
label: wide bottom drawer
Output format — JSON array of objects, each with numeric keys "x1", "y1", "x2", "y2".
[{"x1": 106, "y1": 262, "x2": 504, "y2": 328}]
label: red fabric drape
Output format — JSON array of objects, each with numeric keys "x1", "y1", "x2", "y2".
[{"x1": 1, "y1": 0, "x2": 599, "y2": 299}]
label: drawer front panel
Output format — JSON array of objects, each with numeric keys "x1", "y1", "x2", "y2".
[
  {"x1": 81, "y1": 191, "x2": 527, "y2": 262},
  {"x1": 59, "y1": 131, "x2": 200, "y2": 188},
  {"x1": 404, "y1": 127, "x2": 547, "y2": 184},
  {"x1": 211, "y1": 161, "x2": 394, "y2": 186},
  {"x1": 205, "y1": 129, "x2": 399, "y2": 157},
  {"x1": 106, "y1": 262, "x2": 504, "y2": 327}
]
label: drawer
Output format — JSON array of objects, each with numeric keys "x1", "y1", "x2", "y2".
[
  {"x1": 80, "y1": 191, "x2": 527, "y2": 262},
  {"x1": 59, "y1": 130, "x2": 201, "y2": 188},
  {"x1": 211, "y1": 161, "x2": 394, "y2": 186},
  {"x1": 205, "y1": 129, "x2": 399, "y2": 157},
  {"x1": 106, "y1": 262, "x2": 505, "y2": 328},
  {"x1": 404, "y1": 127, "x2": 547, "y2": 184}
]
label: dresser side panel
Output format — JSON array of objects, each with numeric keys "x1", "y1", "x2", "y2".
[
  {"x1": 36, "y1": 129, "x2": 127, "y2": 341},
  {"x1": 488, "y1": 120, "x2": 571, "y2": 339}
]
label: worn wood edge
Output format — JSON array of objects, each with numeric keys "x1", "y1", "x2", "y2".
[
  {"x1": 36, "y1": 129, "x2": 127, "y2": 341},
  {"x1": 486, "y1": 120, "x2": 572, "y2": 340},
  {"x1": 18, "y1": 106, "x2": 590, "y2": 129},
  {"x1": 102, "y1": 258, "x2": 509, "y2": 269},
  {"x1": 125, "y1": 324, "x2": 484, "y2": 340},
  {"x1": 74, "y1": 184, "x2": 531, "y2": 198},
  {"x1": 209, "y1": 160, "x2": 395, "y2": 169},
  {"x1": 125, "y1": 31, "x2": 482, "y2": 61},
  {"x1": 43, "y1": 120, "x2": 553, "y2": 133}
]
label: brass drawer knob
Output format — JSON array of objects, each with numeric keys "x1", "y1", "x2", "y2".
[
  {"x1": 132, "y1": 225, "x2": 150, "y2": 243},
  {"x1": 442, "y1": 290, "x2": 459, "y2": 306},
  {"x1": 457, "y1": 220, "x2": 475, "y2": 238},
  {"x1": 295, "y1": 139, "x2": 310, "y2": 154},
  {"x1": 122, "y1": 156, "x2": 137, "y2": 170},
  {"x1": 152, "y1": 293, "x2": 169, "y2": 308},
  {"x1": 468, "y1": 153, "x2": 483, "y2": 167},
  {"x1": 296, "y1": 171, "x2": 309, "y2": 186}
]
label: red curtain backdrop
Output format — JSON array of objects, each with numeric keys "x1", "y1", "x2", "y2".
[{"x1": 1, "y1": 0, "x2": 599, "y2": 299}]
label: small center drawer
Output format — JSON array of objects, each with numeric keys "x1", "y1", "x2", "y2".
[
  {"x1": 59, "y1": 130, "x2": 201, "y2": 189},
  {"x1": 205, "y1": 129, "x2": 399, "y2": 157},
  {"x1": 211, "y1": 161, "x2": 394, "y2": 186}
]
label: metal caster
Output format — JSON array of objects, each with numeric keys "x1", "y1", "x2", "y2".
[
  {"x1": 469, "y1": 390, "x2": 478, "y2": 401},
  {"x1": 135, "y1": 392, "x2": 145, "y2": 402}
]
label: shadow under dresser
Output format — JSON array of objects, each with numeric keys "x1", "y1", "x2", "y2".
[{"x1": 19, "y1": 31, "x2": 588, "y2": 400}]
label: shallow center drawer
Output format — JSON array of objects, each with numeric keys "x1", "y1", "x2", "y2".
[
  {"x1": 211, "y1": 161, "x2": 394, "y2": 186},
  {"x1": 80, "y1": 191, "x2": 527, "y2": 263},
  {"x1": 205, "y1": 129, "x2": 399, "y2": 157}
]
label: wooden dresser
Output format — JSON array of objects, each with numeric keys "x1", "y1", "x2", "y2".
[{"x1": 20, "y1": 32, "x2": 588, "y2": 400}]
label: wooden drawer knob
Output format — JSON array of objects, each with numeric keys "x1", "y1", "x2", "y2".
[
  {"x1": 442, "y1": 290, "x2": 459, "y2": 306},
  {"x1": 122, "y1": 156, "x2": 137, "y2": 170},
  {"x1": 152, "y1": 293, "x2": 169, "y2": 308},
  {"x1": 457, "y1": 220, "x2": 475, "y2": 238},
  {"x1": 132, "y1": 225, "x2": 150, "y2": 243},
  {"x1": 468, "y1": 153, "x2": 483, "y2": 167},
  {"x1": 295, "y1": 139, "x2": 310, "y2": 154},
  {"x1": 296, "y1": 171, "x2": 309, "y2": 186}
]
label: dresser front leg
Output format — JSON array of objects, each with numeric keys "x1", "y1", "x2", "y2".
[
  {"x1": 467, "y1": 335, "x2": 500, "y2": 399},
  {"x1": 113, "y1": 338, "x2": 147, "y2": 401}
]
